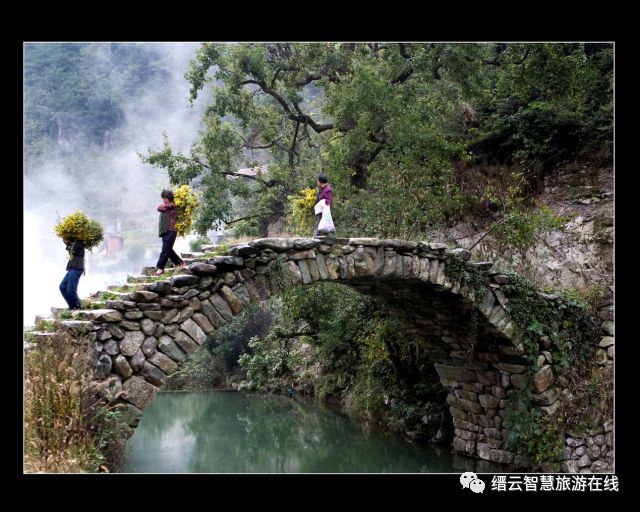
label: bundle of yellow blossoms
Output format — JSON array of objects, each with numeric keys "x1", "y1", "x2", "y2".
[
  {"x1": 287, "y1": 188, "x2": 317, "y2": 235},
  {"x1": 54, "y1": 211, "x2": 104, "y2": 250},
  {"x1": 173, "y1": 184, "x2": 200, "y2": 237},
  {"x1": 294, "y1": 188, "x2": 317, "y2": 211}
]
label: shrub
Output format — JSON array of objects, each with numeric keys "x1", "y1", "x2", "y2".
[{"x1": 189, "y1": 236, "x2": 211, "y2": 252}]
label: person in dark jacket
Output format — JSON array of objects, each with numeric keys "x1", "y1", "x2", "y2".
[
  {"x1": 155, "y1": 189, "x2": 185, "y2": 275},
  {"x1": 314, "y1": 174, "x2": 333, "y2": 237},
  {"x1": 59, "y1": 238, "x2": 85, "y2": 310}
]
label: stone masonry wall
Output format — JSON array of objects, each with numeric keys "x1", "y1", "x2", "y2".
[{"x1": 29, "y1": 237, "x2": 614, "y2": 472}]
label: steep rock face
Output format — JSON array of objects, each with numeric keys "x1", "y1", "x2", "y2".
[{"x1": 427, "y1": 164, "x2": 613, "y2": 321}]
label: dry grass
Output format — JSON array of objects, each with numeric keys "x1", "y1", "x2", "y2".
[{"x1": 24, "y1": 331, "x2": 128, "y2": 473}]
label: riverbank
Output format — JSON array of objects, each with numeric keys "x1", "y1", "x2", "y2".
[{"x1": 24, "y1": 330, "x2": 130, "y2": 473}]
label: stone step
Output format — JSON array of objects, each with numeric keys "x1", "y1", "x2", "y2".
[
  {"x1": 70, "y1": 309, "x2": 123, "y2": 322},
  {"x1": 127, "y1": 274, "x2": 149, "y2": 284},
  {"x1": 84, "y1": 290, "x2": 134, "y2": 302},
  {"x1": 54, "y1": 319, "x2": 99, "y2": 335},
  {"x1": 180, "y1": 252, "x2": 205, "y2": 259},
  {"x1": 34, "y1": 315, "x2": 56, "y2": 326},
  {"x1": 28, "y1": 331, "x2": 58, "y2": 343},
  {"x1": 107, "y1": 284, "x2": 138, "y2": 292}
]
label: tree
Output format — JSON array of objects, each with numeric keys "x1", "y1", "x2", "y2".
[
  {"x1": 141, "y1": 43, "x2": 476, "y2": 235},
  {"x1": 24, "y1": 43, "x2": 171, "y2": 166},
  {"x1": 141, "y1": 42, "x2": 612, "y2": 237}
]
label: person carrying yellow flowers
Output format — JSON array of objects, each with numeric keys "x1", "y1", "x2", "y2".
[
  {"x1": 155, "y1": 189, "x2": 186, "y2": 275},
  {"x1": 54, "y1": 211, "x2": 103, "y2": 310}
]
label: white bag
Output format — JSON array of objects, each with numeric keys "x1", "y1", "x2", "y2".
[{"x1": 317, "y1": 204, "x2": 336, "y2": 234}]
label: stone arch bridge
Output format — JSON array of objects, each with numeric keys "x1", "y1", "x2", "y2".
[{"x1": 31, "y1": 237, "x2": 614, "y2": 471}]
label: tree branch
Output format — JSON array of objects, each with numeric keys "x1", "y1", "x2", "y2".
[
  {"x1": 481, "y1": 43, "x2": 508, "y2": 66},
  {"x1": 240, "y1": 78, "x2": 334, "y2": 133},
  {"x1": 289, "y1": 121, "x2": 300, "y2": 170},
  {"x1": 245, "y1": 142, "x2": 276, "y2": 150},
  {"x1": 223, "y1": 213, "x2": 270, "y2": 225},
  {"x1": 274, "y1": 331, "x2": 315, "y2": 339},
  {"x1": 294, "y1": 72, "x2": 323, "y2": 87},
  {"x1": 393, "y1": 43, "x2": 416, "y2": 84},
  {"x1": 513, "y1": 46, "x2": 531, "y2": 65},
  {"x1": 270, "y1": 68, "x2": 283, "y2": 89},
  {"x1": 180, "y1": 155, "x2": 282, "y2": 188}
]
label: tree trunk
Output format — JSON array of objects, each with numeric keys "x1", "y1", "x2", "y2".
[{"x1": 349, "y1": 161, "x2": 369, "y2": 189}]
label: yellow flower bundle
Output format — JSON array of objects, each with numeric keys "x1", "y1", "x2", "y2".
[
  {"x1": 173, "y1": 184, "x2": 200, "y2": 237},
  {"x1": 295, "y1": 188, "x2": 317, "y2": 211},
  {"x1": 54, "y1": 211, "x2": 104, "y2": 250},
  {"x1": 286, "y1": 188, "x2": 318, "y2": 235}
]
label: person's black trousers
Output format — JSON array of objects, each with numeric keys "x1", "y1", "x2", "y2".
[
  {"x1": 313, "y1": 213, "x2": 322, "y2": 237},
  {"x1": 157, "y1": 230, "x2": 182, "y2": 269}
]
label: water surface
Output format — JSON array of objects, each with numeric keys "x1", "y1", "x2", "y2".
[{"x1": 124, "y1": 391, "x2": 481, "y2": 473}]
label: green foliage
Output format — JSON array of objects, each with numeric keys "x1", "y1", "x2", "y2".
[
  {"x1": 498, "y1": 270, "x2": 602, "y2": 462},
  {"x1": 201, "y1": 243, "x2": 231, "y2": 258},
  {"x1": 229, "y1": 218, "x2": 261, "y2": 238},
  {"x1": 237, "y1": 331, "x2": 305, "y2": 391},
  {"x1": 444, "y1": 255, "x2": 487, "y2": 296},
  {"x1": 97, "y1": 292, "x2": 119, "y2": 301},
  {"x1": 235, "y1": 283, "x2": 448, "y2": 437},
  {"x1": 86, "y1": 301, "x2": 108, "y2": 310},
  {"x1": 503, "y1": 393, "x2": 565, "y2": 463},
  {"x1": 142, "y1": 42, "x2": 611, "y2": 240},
  {"x1": 470, "y1": 43, "x2": 613, "y2": 170},
  {"x1": 560, "y1": 371, "x2": 613, "y2": 437},
  {"x1": 36, "y1": 319, "x2": 56, "y2": 332},
  {"x1": 560, "y1": 284, "x2": 608, "y2": 315},
  {"x1": 237, "y1": 283, "x2": 373, "y2": 392},
  {"x1": 210, "y1": 305, "x2": 272, "y2": 371},
  {"x1": 163, "y1": 346, "x2": 228, "y2": 391},
  {"x1": 189, "y1": 236, "x2": 211, "y2": 252},
  {"x1": 493, "y1": 203, "x2": 567, "y2": 253},
  {"x1": 143, "y1": 272, "x2": 175, "y2": 283},
  {"x1": 165, "y1": 305, "x2": 273, "y2": 391},
  {"x1": 265, "y1": 258, "x2": 286, "y2": 293}
]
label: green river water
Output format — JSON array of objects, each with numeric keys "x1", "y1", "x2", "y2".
[{"x1": 123, "y1": 391, "x2": 493, "y2": 473}]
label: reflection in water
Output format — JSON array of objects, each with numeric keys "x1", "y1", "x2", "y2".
[{"x1": 123, "y1": 391, "x2": 497, "y2": 473}]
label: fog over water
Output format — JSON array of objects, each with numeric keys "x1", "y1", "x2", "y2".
[{"x1": 24, "y1": 43, "x2": 212, "y2": 325}]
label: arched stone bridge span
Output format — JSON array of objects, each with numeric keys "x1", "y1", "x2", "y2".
[{"x1": 35, "y1": 237, "x2": 613, "y2": 471}]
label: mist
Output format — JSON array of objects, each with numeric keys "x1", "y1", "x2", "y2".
[{"x1": 24, "y1": 42, "x2": 215, "y2": 326}]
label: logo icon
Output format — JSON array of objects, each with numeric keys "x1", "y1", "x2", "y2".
[{"x1": 460, "y1": 472, "x2": 485, "y2": 493}]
